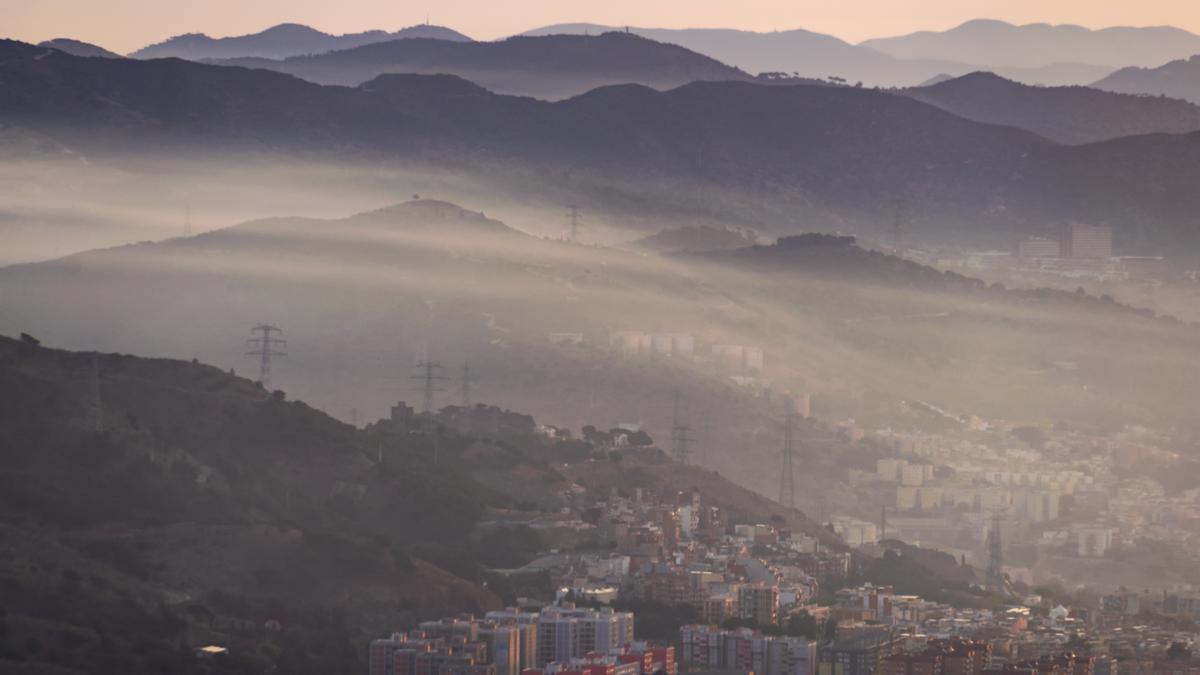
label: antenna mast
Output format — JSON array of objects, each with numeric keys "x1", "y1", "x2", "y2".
[{"x1": 245, "y1": 324, "x2": 287, "y2": 389}]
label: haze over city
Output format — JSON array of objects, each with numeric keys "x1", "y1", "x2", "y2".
[{"x1": 4, "y1": 2, "x2": 1200, "y2": 675}]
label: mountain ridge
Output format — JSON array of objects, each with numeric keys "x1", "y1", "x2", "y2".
[
  {"x1": 207, "y1": 32, "x2": 754, "y2": 99},
  {"x1": 1093, "y1": 55, "x2": 1200, "y2": 104},
  {"x1": 131, "y1": 22, "x2": 472, "y2": 60},
  {"x1": 903, "y1": 71, "x2": 1200, "y2": 143},
  {"x1": 862, "y1": 18, "x2": 1200, "y2": 68}
]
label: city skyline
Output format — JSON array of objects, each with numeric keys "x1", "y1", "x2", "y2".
[{"x1": 7, "y1": 0, "x2": 1200, "y2": 54}]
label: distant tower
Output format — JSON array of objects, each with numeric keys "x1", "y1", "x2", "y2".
[
  {"x1": 412, "y1": 360, "x2": 447, "y2": 414},
  {"x1": 986, "y1": 509, "x2": 1005, "y2": 588},
  {"x1": 459, "y1": 360, "x2": 477, "y2": 408},
  {"x1": 891, "y1": 198, "x2": 906, "y2": 253},
  {"x1": 779, "y1": 405, "x2": 796, "y2": 508},
  {"x1": 245, "y1": 324, "x2": 287, "y2": 388},
  {"x1": 89, "y1": 354, "x2": 103, "y2": 433},
  {"x1": 567, "y1": 205, "x2": 582, "y2": 243},
  {"x1": 670, "y1": 391, "x2": 693, "y2": 464}
]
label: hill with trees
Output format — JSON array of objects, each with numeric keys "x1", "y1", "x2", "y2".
[
  {"x1": 904, "y1": 71, "x2": 1200, "y2": 144},
  {"x1": 209, "y1": 32, "x2": 753, "y2": 99}
]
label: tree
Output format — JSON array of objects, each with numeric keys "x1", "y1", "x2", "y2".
[
  {"x1": 823, "y1": 617, "x2": 839, "y2": 642},
  {"x1": 1167, "y1": 642, "x2": 1192, "y2": 661}
]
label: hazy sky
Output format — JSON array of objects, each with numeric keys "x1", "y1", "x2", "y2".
[{"x1": 7, "y1": 0, "x2": 1200, "y2": 53}]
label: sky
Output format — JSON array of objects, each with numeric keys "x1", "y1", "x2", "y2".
[{"x1": 6, "y1": 0, "x2": 1200, "y2": 53}]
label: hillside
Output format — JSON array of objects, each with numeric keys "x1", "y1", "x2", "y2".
[
  {"x1": 211, "y1": 32, "x2": 752, "y2": 99},
  {"x1": 0, "y1": 333, "x2": 503, "y2": 673},
  {"x1": 862, "y1": 19, "x2": 1200, "y2": 69},
  {"x1": 0, "y1": 332, "x2": 838, "y2": 672},
  {"x1": 11, "y1": 39, "x2": 1200, "y2": 251},
  {"x1": 1093, "y1": 55, "x2": 1200, "y2": 105},
  {"x1": 522, "y1": 23, "x2": 1114, "y2": 86},
  {"x1": 6, "y1": 198, "x2": 1200, "y2": 515},
  {"x1": 130, "y1": 22, "x2": 471, "y2": 60},
  {"x1": 38, "y1": 38, "x2": 123, "y2": 58},
  {"x1": 903, "y1": 71, "x2": 1200, "y2": 144},
  {"x1": 627, "y1": 225, "x2": 758, "y2": 254}
]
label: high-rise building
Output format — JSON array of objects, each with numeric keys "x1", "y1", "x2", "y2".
[
  {"x1": 1015, "y1": 237, "x2": 1061, "y2": 260},
  {"x1": 737, "y1": 584, "x2": 781, "y2": 626},
  {"x1": 680, "y1": 626, "x2": 814, "y2": 675},
  {"x1": 1059, "y1": 223, "x2": 1113, "y2": 259},
  {"x1": 536, "y1": 607, "x2": 634, "y2": 667}
]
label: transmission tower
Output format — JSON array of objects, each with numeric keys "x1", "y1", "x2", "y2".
[
  {"x1": 567, "y1": 205, "x2": 582, "y2": 243},
  {"x1": 891, "y1": 198, "x2": 906, "y2": 253},
  {"x1": 245, "y1": 324, "x2": 287, "y2": 388},
  {"x1": 670, "y1": 391, "x2": 694, "y2": 464},
  {"x1": 89, "y1": 354, "x2": 103, "y2": 433},
  {"x1": 412, "y1": 360, "x2": 448, "y2": 414},
  {"x1": 779, "y1": 406, "x2": 796, "y2": 509},
  {"x1": 459, "y1": 360, "x2": 478, "y2": 408},
  {"x1": 986, "y1": 508, "x2": 1006, "y2": 589}
]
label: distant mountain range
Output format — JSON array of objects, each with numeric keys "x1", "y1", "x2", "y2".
[
  {"x1": 6, "y1": 39, "x2": 1200, "y2": 251},
  {"x1": 130, "y1": 22, "x2": 471, "y2": 60},
  {"x1": 904, "y1": 71, "x2": 1200, "y2": 144},
  {"x1": 210, "y1": 32, "x2": 753, "y2": 99},
  {"x1": 862, "y1": 18, "x2": 1200, "y2": 68},
  {"x1": 37, "y1": 38, "x2": 122, "y2": 58},
  {"x1": 521, "y1": 22, "x2": 1118, "y2": 87},
  {"x1": 1093, "y1": 55, "x2": 1200, "y2": 105}
]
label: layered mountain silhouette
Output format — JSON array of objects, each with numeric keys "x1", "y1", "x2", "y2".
[
  {"x1": 37, "y1": 38, "x2": 123, "y2": 58},
  {"x1": 1093, "y1": 55, "x2": 1200, "y2": 105},
  {"x1": 5, "y1": 39, "x2": 1200, "y2": 249},
  {"x1": 211, "y1": 32, "x2": 753, "y2": 98},
  {"x1": 130, "y1": 22, "x2": 471, "y2": 60},
  {"x1": 521, "y1": 23, "x2": 1116, "y2": 86},
  {"x1": 904, "y1": 71, "x2": 1200, "y2": 144},
  {"x1": 862, "y1": 19, "x2": 1200, "y2": 69}
]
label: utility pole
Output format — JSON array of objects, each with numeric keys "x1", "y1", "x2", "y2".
[
  {"x1": 412, "y1": 360, "x2": 447, "y2": 414},
  {"x1": 89, "y1": 354, "x2": 103, "y2": 433},
  {"x1": 670, "y1": 391, "x2": 693, "y2": 464},
  {"x1": 245, "y1": 324, "x2": 286, "y2": 389},
  {"x1": 567, "y1": 205, "x2": 582, "y2": 243},
  {"x1": 779, "y1": 405, "x2": 796, "y2": 509}
]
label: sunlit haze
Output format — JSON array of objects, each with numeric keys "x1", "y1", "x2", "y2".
[{"x1": 7, "y1": 0, "x2": 1200, "y2": 51}]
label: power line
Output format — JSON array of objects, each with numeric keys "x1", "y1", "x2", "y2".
[{"x1": 245, "y1": 323, "x2": 287, "y2": 389}]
